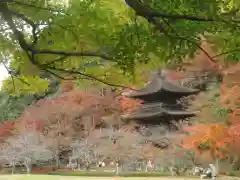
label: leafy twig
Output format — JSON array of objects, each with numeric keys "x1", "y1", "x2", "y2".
[
  {"x1": 8, "y1": 0, "x2": 69, "y2": 15},
  {"x1": 1, "y1": 61, "x2": 16, "y2": 92},
  {"x1": 213, "y1": 48, "x2": 240, "y2": 58}
]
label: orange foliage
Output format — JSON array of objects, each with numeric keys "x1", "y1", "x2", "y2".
[
  {"x1": 60, "y1": 80, "x2": 75, "y2": 92},
  {"x1": 182, "y1": 123, "x2": 229, "y2": 156},
  {"x1": 180, "y1": 45, "x2": 240, "y2": 159},
  {"x1": 228, "y1": 109, "x2": 240, "y2": 124},
  {"x1": 182, "y1": 62, "x2": 240, "y2": 158}
]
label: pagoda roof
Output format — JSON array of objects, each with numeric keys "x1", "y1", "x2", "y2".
[
  {"x1": 121, "y1": 102, "x2": 195, "y2": 120},
  {"x1": 122, "y1": 72, "x2": 199, "y2": 98}
]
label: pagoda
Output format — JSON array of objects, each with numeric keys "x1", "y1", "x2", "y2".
[{"x1": 120, "y1": 71, "x2": 200, "y2": 126}]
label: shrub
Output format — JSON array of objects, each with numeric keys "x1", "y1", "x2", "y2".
[{"x1": 32, "y1": 167, "x2": 54, "y2": 174}]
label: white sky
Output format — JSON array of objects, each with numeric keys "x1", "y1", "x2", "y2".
[{"x1": 0, "y1": 65, "x2": 9, "y2": 88}]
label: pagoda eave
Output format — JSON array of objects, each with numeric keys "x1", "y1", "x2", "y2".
[
  {"x1": 122, "y1": 74, "x2": 199, "y2": 99},
  {"x1": 121, "y1": 110, "x2": 195, "y2": 121}
]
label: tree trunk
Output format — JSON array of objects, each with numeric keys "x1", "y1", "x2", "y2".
[
  {"x1": 26, "y1": 165, "x2": 32, "y2": 173},
  {"x1": 116, "y1": 164, "x2": 119, "y2": 175},
  {"x1": 215, "y1": 158, "x2": 219, "y2": 175},
  {"x1": 145, "y1": 160, "x2": 148, "y2": 172},
  {"x1": 85, "y1": 162, "x2": 90, "y2": 171},
  {"x1": 11, "y1": 165, "x2": 15, "y2": 174},
  {"x1": 115, "y1": 159, "x2": 120, "y2": 175},
  {"x1": 55, "y1": 151, "x2": 60, "y2": 169},
  {"x1": 145, "y1": 165, "x2": 148, "y2": 172}
]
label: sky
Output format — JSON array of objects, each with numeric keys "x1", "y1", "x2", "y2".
[{"x1": 0, "y1": 65, "x2": 9, "y2": 88}]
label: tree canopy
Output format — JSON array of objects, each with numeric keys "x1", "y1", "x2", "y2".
[{"x1": 0, "y1": 0, "x2": 239, "y2": 95}]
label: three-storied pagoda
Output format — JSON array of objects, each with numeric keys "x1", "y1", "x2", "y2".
[{"x1": 121, "y1": 71, "x2": 200, "y2": 127}]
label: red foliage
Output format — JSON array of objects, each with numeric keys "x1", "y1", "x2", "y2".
[
  {"x1": 0, "y1": 86, "x2": 142, "y2": 142},
  {"x1": 31, "y1": 167, "x2": 54, "y2": 173},
  {"x1": 221, "y1": 63, "x2": 239, "y2": 110},
  {"x1": 0, "y1": 121, "x2": 15, "y2": 137},
  {"x1": 118, "y1": 96, "x2": 143, "y2": 113},
  {"x1": 15, "y1": 89, "x2": 123, "y2": 136}
]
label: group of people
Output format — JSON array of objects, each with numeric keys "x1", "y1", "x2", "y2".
[
  {"x1": 193, "y1": 164, "x2": 217, "y2": 179},
  {"x1": 68, "y1": 158, "x2": 217, "y2": 179}
]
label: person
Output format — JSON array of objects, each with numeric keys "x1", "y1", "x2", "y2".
[
  {"x1": 98, "y1": 161, "x2": 105, "y2": 168},
  {"x1": 193, "y1": 166, "x2": 204, "y2": 176},
  {"x1": 200, "y1": 164, "x2": 216, "y2": 179},
  {"x1": 209, "y1": 164, "x2": 217, "y2": 179},
  {"x1": 200, "y1": 167, "x2": 212, "y2": 179}
]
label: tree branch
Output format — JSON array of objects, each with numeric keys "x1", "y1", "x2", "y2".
[
  {"x1": 30, "y1": 48, "x2": 113, "y2": 60},
  {"x1": 0, "y1": 3, "x2": 113, "y2": 63},
  {"x1": 8, "y1": 0, "x2": 69, "y2": 15},
  {"x1": 159, "y1": 17, "x2": 217, "y2": 64},
  {"x1": 46, "y1": 67, "x2": 135, "y2": 90},
  {"x1": 1, "y1": 62, "x2": 16, "y2": 92},
  {"x1": 124, "y1": 0, "x2": 239, "y2": 23},
  {"x1": 0, "y1": 3, "x2": 30, "y2": 51},
  {"x1": 9, "y1": 10, "x2": 38, "y2": 46},
  {"x1": 213, "y1": 48, "x2": 240, "y2": 58}
]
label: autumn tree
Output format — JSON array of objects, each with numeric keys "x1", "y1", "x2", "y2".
[
  {"x1": 70, "y1": 134, "x2": 101, "y2": 170},
  {"x1": 95, "y1": 127, "x2": 141, "y2": 174},
  {"x1": 0, "y1": 140, "x2": 21, "y2": 174},
  {"x1": 12, "y1": 86, "x2": 131, "y2": 168},
  {"x1": 220, "y1": 63, "x2": 240, "y2": 169},
  {"x1": 0, "y1": 131, "x2": 53, "y2": 173}
]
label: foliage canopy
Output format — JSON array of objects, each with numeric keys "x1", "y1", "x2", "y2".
[{"x1": 0, "y1": 0, "x2": 239, "y2": 95}]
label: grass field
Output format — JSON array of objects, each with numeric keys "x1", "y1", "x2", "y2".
[{"x1": 0, "y1": 175, "x2": 240, "y2": 180}]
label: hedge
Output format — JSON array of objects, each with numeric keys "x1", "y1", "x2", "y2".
[{"x1": 48, "y1": 171, "x2": 169, "y2": 177}]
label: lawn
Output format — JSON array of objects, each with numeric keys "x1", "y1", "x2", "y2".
[{"x1": 0, "y1": 175, "x2": 240, "y2": 180}]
